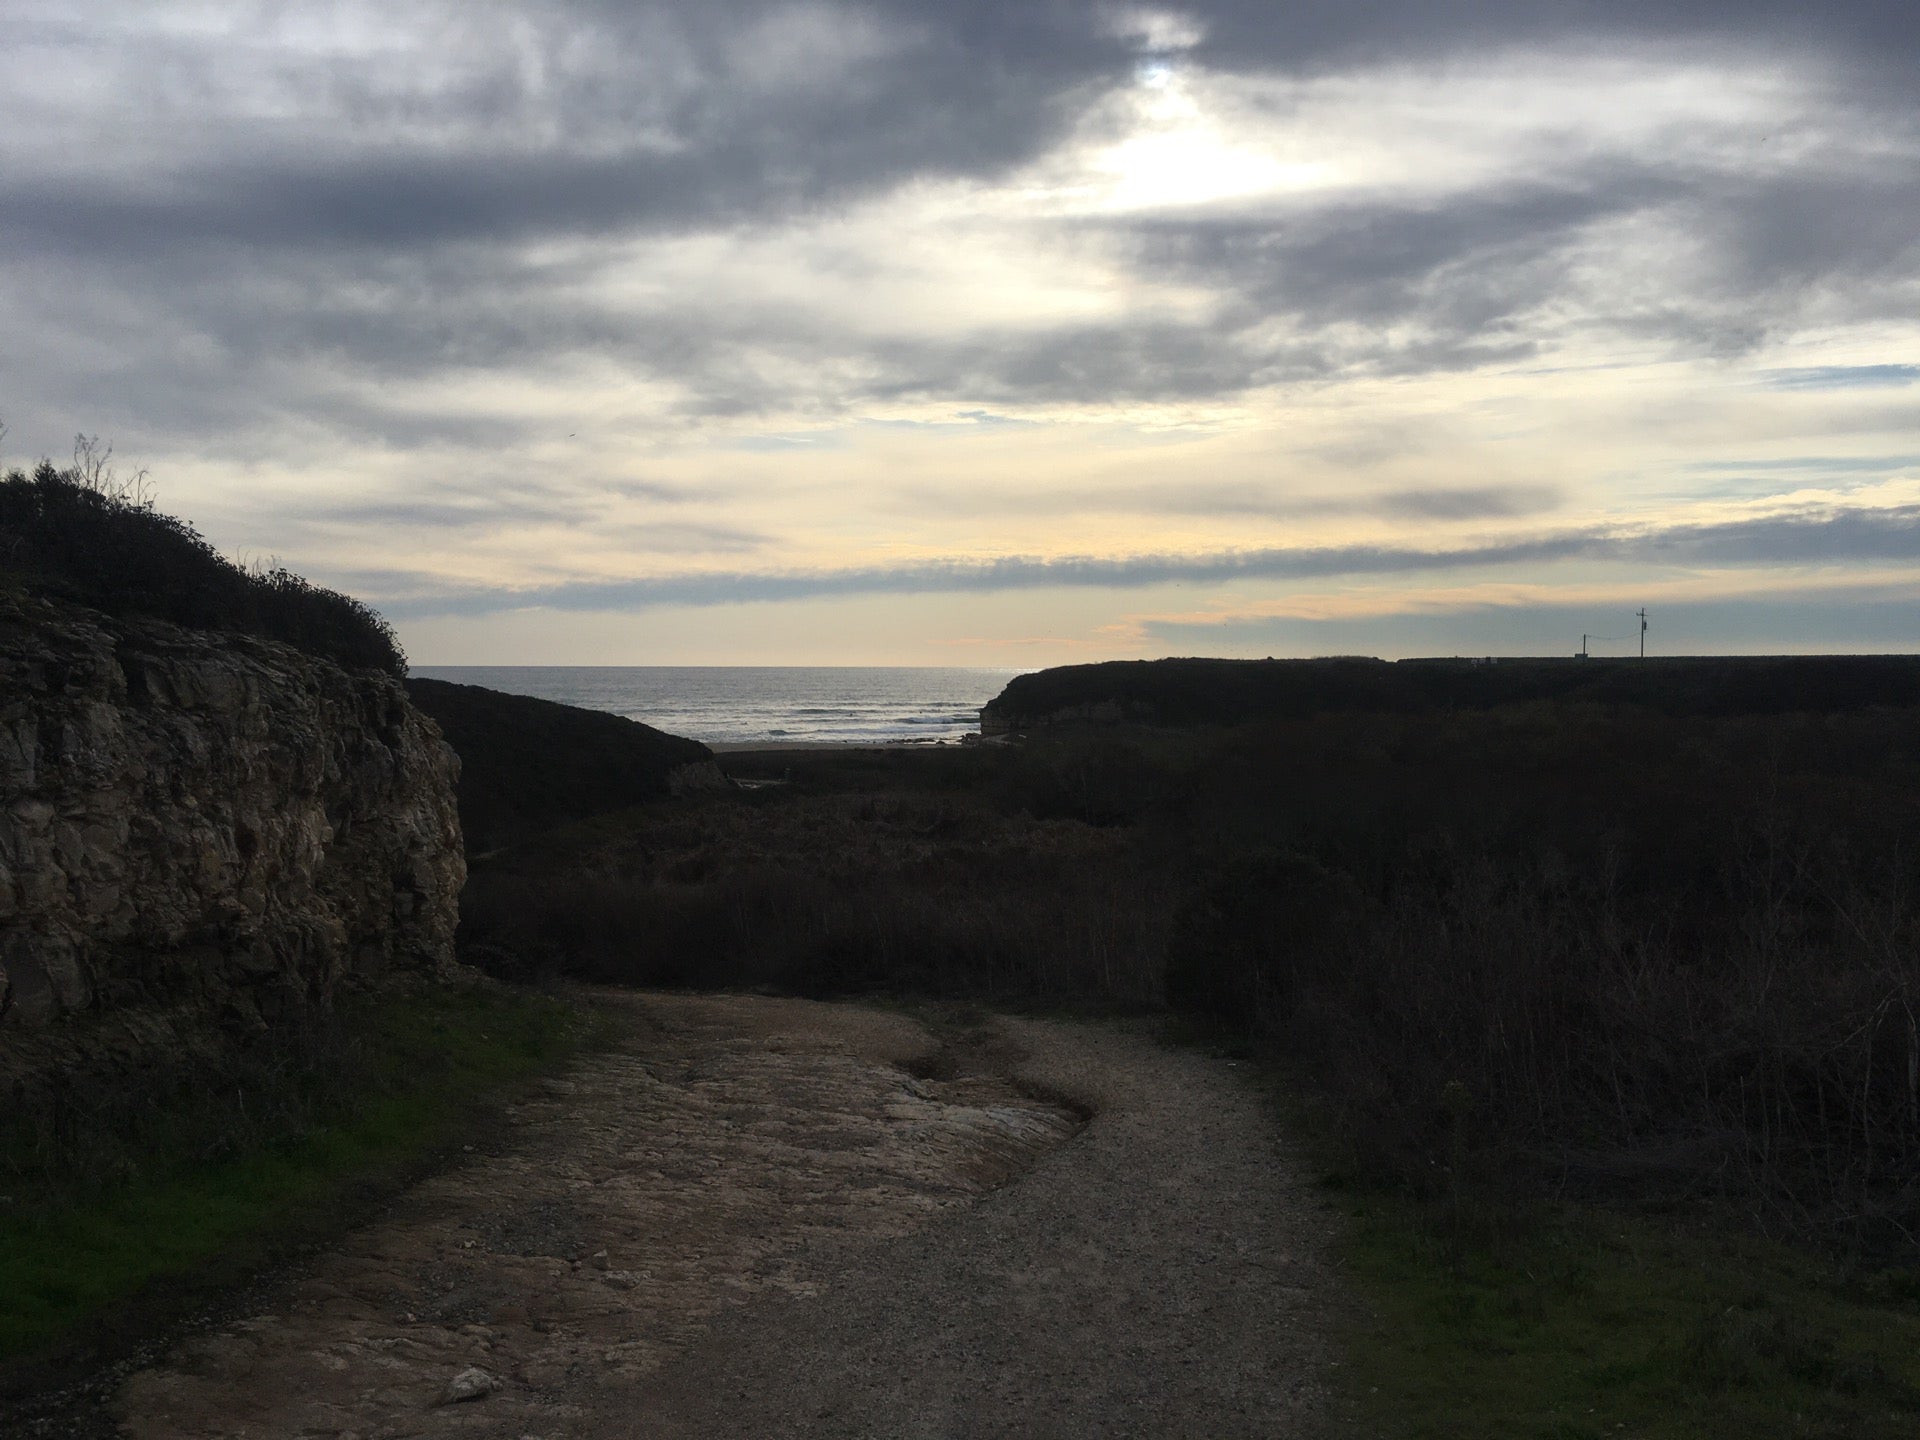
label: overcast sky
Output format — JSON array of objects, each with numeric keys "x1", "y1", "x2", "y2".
[{"x1": 3, "y1": 1, "x2": 1917, "y2": 664}]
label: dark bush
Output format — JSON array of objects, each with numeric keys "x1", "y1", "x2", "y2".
[
  {"x1": 454, "y1": 783, "x2": 1174, "y2": 1007},
  {"x1": 1164, "y1": 849, "x2": 1361, "y2": 1022},
  {"x1": 0, "y1": 457, "x2": 405, "y2": 675},
  {"x1": 1144, "y1": 709, "x2": 1920, "y2": 1245}
]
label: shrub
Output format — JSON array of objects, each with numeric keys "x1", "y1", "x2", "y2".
[
  {"x1": 1155, "y1": 712, "x2": 1920, "y2": 1245},
  {"x1": 1164, "y1": 849, "x2": 1361, "y2": 1022},
  {"x1": 0, "y1": 450, "x2": 405, "y2": 675}
]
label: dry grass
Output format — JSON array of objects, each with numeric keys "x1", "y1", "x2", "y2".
[{"x1": 459, "y1": 786, "x2": 1172, "y2": 1006}]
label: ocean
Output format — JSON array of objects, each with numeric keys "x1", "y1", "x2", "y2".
[{"x1": 410, "y1": 666, "x2": 1022, "y2": 746}]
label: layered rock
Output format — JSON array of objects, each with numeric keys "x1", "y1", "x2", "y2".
[{"x1": 0, "y1": 593, "x2": 464, "y2": 1043}]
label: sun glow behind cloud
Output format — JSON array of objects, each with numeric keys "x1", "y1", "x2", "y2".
[{"x1": 1083, "y1": 63, "x2": 1334, "y2": 212}]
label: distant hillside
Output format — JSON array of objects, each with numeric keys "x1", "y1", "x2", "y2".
[
  {"x1": 982, "y1": 654, "x2": 1920, "y2": 732},
  {"x1": 406, "y1": 677, "x2": 718, "y2": 853}
]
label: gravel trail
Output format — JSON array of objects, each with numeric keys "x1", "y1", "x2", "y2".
[
  {"x1": 617, "y1": 1014, "x2": 1343, "y2": 1439},
  {"x1": 112, "y1": 993, "x2": 1344, "y2": 1439}
]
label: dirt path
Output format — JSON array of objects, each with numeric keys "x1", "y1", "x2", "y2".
[{"x1": 114, "y1": 993, "x2": 1344, "y2": 1439}]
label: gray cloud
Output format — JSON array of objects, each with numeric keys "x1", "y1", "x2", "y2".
[
  {"x1": 1385, "y1": 486, "x2": 1561, "y2": 521},
  {"x1": 286, "y1": 502, "x2": 762, "y2": 554},
  {"x1": 1, "y1": 2, "x2": 1129, "y2": 263},
  {"x1": 1182, "y1": 482, "x2": 1567, "y2": 522},
  {"x1": 900, "y1": 480, "x2": 1564, "y2": 522},
  {"x1": 1643, "y1": 506, "x2": 1920, "y2": 565},
  {"x1": 1140, "y1": 587, "x2": 1920, "y2": 657},
  {"x1": 1765, "y1": 365, "x2": 1920, "y2": 390},
  {"x1": 1188, "y1": 1, "x2": 1920, "y2": 88},
  {"x1": 371, "y1": 502, "x2": 1920, "y2": 617},
  {"x1": 3, "y1": 0, "x2": 1916, "y2": 592},
  {"x1": 1686, "y1": 454, "x2": 1920, "y2": 473},
  {"x1": 1689, "y1": 173, "x2": 1920, "y2": 336},
  {"x1": 1078, "y1": 160, "x2": 1919, "y2": 389},
  {"x1": 1125, "y1": 183, "x2": 1635, "y2": 324},
  {"x1": 287, "y1": 497, "x2": 579, "y2": 533}
]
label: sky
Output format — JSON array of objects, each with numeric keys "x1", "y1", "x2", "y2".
[{"x1": 2, "y1": 1, "x2": 1917, "y2": 665}]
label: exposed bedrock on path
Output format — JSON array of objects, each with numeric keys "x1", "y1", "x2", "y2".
[{"x1": 112, "y1": 993, "x2": 1090, "y2": 1440}]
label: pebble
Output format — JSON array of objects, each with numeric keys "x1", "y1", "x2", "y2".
[{"x1": 437, "y1": 1367, "x2": 499, "y2": 1406}]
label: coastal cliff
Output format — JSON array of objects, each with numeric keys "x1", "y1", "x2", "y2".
[
  {"x1": 980, "y1": 654, "x2": 1920, "y2": 734},
  {"x1": 406, "y1": 676, "x2": 722, "y2": 854},
  {"x1": 0, "y1": 592, "x2": 464, "y2": 1046}
]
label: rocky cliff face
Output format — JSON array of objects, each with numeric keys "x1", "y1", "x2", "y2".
[{"x1": 0, "y1": 593, "x2": 464, "y2": 1045}]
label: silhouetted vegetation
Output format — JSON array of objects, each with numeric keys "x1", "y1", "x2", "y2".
[
  {"x1": 0, "y1": 445, "x2": 404, "y2": 675},
  {"x1": 1158, "y1": 707, "x2": 1920, "y2": 1250},
  {"x1": 406, "y1": 677, "x2": 714, "y2": 854},
  {"x1": 458, "y1": 769, "x2": 1171, "y2": 1001}
]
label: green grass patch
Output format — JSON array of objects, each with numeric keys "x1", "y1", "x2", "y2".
[
  {"x1": 1153, "y1": 1015, "x2": 1920, "y2": 1440},
  {"x1": 1333, "y1": 1191, "x2": 1920, "y2": 1440},
  {"x1": 0, "y1": 984, "x2": 602, "y2": 1372}
]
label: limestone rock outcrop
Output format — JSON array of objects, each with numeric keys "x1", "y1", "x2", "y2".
[{"x1": 0, "y1": 593, "x2": 464, "y2": 1041}]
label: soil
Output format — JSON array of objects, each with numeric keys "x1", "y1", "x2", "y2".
[{"x1": 105, "y1": 992, "x2": 1344, "y2": 1438}]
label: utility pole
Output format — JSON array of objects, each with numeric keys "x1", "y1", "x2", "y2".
[{"x1": 1638, "y1": 607, "x2": 1648, "y2": 658}]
